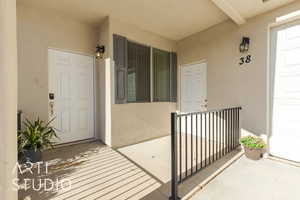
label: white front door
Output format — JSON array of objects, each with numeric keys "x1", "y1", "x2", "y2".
[
  {"x1": 181, "y1": 62, "x2": 207, "y2": 113},
  {"x1": 48, "y1": 49, "x2": 95, "y2": 143},
  {"x1": 270, "y1": 21, "x2": 300, "y2": 163}
]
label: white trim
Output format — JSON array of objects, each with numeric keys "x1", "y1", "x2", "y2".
[
  {"x1": 266, "y1": 22, "x2": 272, "y2": 155},
  {"x1": 267, "y1": 18, "x2": 300, "y2": 156},
  {"x1": 47, "y1": 48, "x2": 97, "y2": 142}
]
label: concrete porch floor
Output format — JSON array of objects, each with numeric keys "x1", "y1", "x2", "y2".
[
  {"x1": 118, "y1": 135, "x2": 237, "y2": 183},
  {"x1": 118, "y1": 136, "x2": 300, "y2": 200},
  {"x1": 20, "y1": 137, "x2": 297, "y2": 200},
  {"x1": 18, "y1": 141, "x2": 161, "y2": 200},
  {"x1": 189, "y1": 156, "x2": 300, "y2": 200},
  {"x1": 118, "y1": 135, "x2": 243, "y2": 200},
  {"x1": 18, "y1": 137, "x2": 243, "y2": 200}
]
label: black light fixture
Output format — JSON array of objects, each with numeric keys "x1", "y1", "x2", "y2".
[
  {"x1": 239, "y1": 37, "x2": 250, "y2": 53},
  {"x1": 96, "y1": 45, "x2": 105, "y2": 59}
]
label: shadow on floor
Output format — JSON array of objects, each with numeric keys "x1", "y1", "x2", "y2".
[
  {"x1": 140, "y1": 148, "x2": 243, "y2": 200},
  {"x1": 18, "y1": 141, "x2": 161, "y2": 200}
]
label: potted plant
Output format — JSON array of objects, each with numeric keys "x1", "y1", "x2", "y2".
[
  {"x1": 240, "y1": 135, "x2": 266, "y2": 160},
  {"x1": 18, "y1": 118, "x2": 59, "y2": 163}
]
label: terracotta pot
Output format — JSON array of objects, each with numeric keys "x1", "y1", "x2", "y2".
[{"x1": 243, "y1": 146, "x2": 264, "y2": 160}]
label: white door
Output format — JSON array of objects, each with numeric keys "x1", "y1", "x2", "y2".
[
  {"x1": 270, "y1": 21, "x2": 300, "y2": 163},
  {"x1": 48, "y1": 49, "x2": 95, "y2": 143},
  {"x1": 181, "y1": 62, "x2": 207, "y2": 113}
]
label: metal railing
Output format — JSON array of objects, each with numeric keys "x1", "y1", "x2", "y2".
[{"x1": 170, "y1": 107, "x2": 242, "y2": 200}]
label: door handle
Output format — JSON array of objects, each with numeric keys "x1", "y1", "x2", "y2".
[
  {"x1": 49, "y1": 93, "x2": 55, "y2": 116},
  {"x1": 49, "y1": 101, "x2": 54, "y2": 116}
]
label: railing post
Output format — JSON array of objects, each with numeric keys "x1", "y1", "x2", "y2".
[
  {"x1": 170, "y1": 112, "x2": 180, "y2": 200},
  {"x1": 238, "y1": 107, "x2": 242, "y2": 144}
]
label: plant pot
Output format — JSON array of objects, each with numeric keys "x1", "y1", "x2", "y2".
[
  {"x1": 243, "y1": 146, "x2": 264, "y2": 160},
  {"x1": 23, "y1": 149, "x2": 42, "y2": 163}
]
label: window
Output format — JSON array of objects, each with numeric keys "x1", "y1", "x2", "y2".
[
  {"x1": 153, "y1": 49, "x2": 177, "y2": 102},
  {"x1": 113, "y1": 34, "x2": 177, "y2": 104},
  {"x1": 127, "y1": 41, "x2": 151, "y2": 102},
  {"x1": 153, "y1": 48, "x2": 170, "y2": 102}
]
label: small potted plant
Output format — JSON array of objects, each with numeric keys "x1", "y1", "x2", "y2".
[
  {"x1": 240, "y1": 135, "x2": 266, "y2": 160},
  {"x1": 18, "y1": 118, "x2": 59, "y2": 163}
]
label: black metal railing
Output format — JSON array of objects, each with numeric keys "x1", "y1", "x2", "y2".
[{"x1": 170, "y1": 107, "x2": 242, "y2": 200}]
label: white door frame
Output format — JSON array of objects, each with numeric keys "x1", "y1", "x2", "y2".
[
  {"x1": 179, "y1": 59, "x2": 207, "y2": 112},
  {"x1": 48, "y1": 47, "x2": 96, "y2": 142},
  {"x1": 267, "y1": 16, "x2": 300, "y2": 157}
]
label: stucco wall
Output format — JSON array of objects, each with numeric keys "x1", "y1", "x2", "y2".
[
  {"x1": 97, "y1": 18, "x2": 111, "y2": 144},
  {"x1": 18, "y1": 1, "x2": 300, "y2": 147},
  {"x1": 108, "y1": 18, "x2": 178, "y2": 147},
  {"x1": 0, "y1": 0, "x2": 18, "y2": 198},
  {"x1": 17, "y1": 4, "x2": 99, "y2": 123},
  {"x1": 16, "y1": 5, "x2": 177, "y2": 147},
  {"x1": 177, "y1": 1, "x2": 300, "y2": 138}
]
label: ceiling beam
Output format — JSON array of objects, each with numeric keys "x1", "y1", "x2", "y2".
[{"x1": 211, "y1": 0, "x2": 246, "y2": 25}]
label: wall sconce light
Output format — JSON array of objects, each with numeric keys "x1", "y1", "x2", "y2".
[
  {"x1": 96, "y1": 45, "x2": 105, "y2": 59},
  {"x1": 239, "y1": 37, "x2": 250, "y2": 53}
]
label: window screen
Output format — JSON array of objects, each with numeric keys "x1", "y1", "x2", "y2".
[
  {"x1": 153, "y1": 48, "x2": 171, "y2": 102},
  {"x1": 127, "y1": 41, "x2": 151, "y2": 102}
]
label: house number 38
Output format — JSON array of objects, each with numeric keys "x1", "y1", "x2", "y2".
[{"x1": 239, "y1": 55, "x2": 252, "y2": 65}]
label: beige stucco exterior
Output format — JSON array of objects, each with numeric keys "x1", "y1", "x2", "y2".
[
  {"x1": 2, "y1": 1, "x2": 299, "y2": 199},
  {"x1": 17, "y1": 5, "x2": 178, "y2": 148},
  {"x1": 16, "y1": 1, "x2": 300, "y2": 148},
  {"x1": 177, "y1": 1, "x2": 300, "y2": 138},
  {"x1": 17, "y1": 3, "x2": 99, "y2": 122},
  {"x1": 111, "y1": 102, "x2": 176, "y2": 147},
  {"x1": 100, "y1": 17, "x2": 178, "y2": 147},
  {"x1": 0, "y1": 0, "x2": 18, "y2": 199}
]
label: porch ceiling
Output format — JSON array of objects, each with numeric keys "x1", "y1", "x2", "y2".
[
  {"x1": 226, "y1": 0, "x2": 295, "y2": 19},
  {"x1": 18, "y1": 0, "x2": 294, "y2": 40}
]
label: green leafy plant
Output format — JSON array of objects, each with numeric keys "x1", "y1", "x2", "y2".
[
  {"x1": 18, "y1": 118, "x2": 59, "y2": 152},
  {"x1": 240, "y1": 135, "x2": 266, "y2": 149}
]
